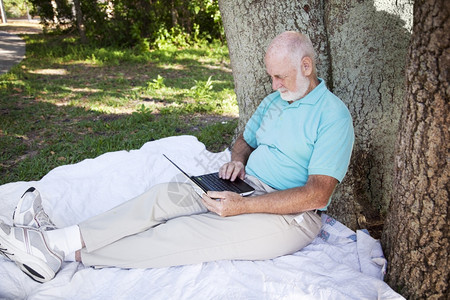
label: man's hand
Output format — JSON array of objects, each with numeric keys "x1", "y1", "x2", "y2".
[
  {"x1": 219, "y1": 161, "x2": 246, "y2": 181},
  {"x1": 219, "y1": 133, "x2": 254, "y2": 181},
  {"x1": 201, "y1": 191, "x2": 245, "y2": 217}
]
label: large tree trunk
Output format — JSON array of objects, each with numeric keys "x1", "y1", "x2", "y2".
[
  {"x1": 0, "y1": 0, "x2": 7, "y2": 23},
  {"x1": 382, "y1": 0, "x2": 449, "y2": 298},
  {"x1": 73, "y1": 0, "x2": 87, "y2": 44},
  {"x1": 324, "y1": 1, "x2": 412, "y2": 230},
  {"x1": 219, "y1": 0, "x2": 412, "y2": 231}
]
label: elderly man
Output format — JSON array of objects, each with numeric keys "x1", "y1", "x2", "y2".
[{"x1": 0, "y1": 31, "x2": 354, "y2": 283}]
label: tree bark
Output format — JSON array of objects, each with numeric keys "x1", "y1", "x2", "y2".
[
  {"x1": 73, "y1": 0, "x2": 87, "y2": 44},
  {"x1": 171, "y1": 0, "x2": 178, "y2": 28},
  {"x1": 0, "y1": 0, "x2": 7, "y2": 23},
  {"x1": 324, "y1": 0, "x2": 412, "y2": 230},
  {"x1": 382, "y1": 0, "x2": 449, "y2": 298}
]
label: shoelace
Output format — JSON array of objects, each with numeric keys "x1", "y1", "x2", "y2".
[{"x1": 0, "y1": 246, "x2": 13, "y2": 258}]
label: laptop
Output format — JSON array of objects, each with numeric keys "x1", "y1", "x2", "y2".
[{"x1": 163, "y1": 154, "x2": 255, "y2": 197}]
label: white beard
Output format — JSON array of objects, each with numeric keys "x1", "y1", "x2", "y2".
[{"x1": 278, "y1": 72, "x2": 310, "y2": 102}]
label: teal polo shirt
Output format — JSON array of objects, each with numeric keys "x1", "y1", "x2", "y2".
[{"x1": 243, "y1": 79, "x2": 354, "y2": 203}]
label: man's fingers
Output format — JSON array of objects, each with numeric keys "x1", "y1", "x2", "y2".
[
  {"x1": 206, "y1": 191, "x2": 226, "y2": 199},
  {"x1": 229, "y1": 169, "x2": 239, "y2": 181},
  {"x1": 230, "y1": 163, "x2": 246, "y2": 181},
  {"x1": 219, "y1": 164, "x2": 231, "y2": 179},
  {"x1": 201, "y1": 192, "x2": 226, "y2": 217},
  {"x1": 219, "y1": 163, "x2": 234, "y2": 180},
  {"x1": 201, "y1": 194, "x2": 213, "y2": 208},
  {"x1": 202, "y1": 191, "x2": 243, "y2": 217},
  {"x1": 219, "y1": 161, "x2": 245, "y2": 181}
]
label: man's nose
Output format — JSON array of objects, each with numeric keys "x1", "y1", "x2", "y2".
[{"x1": 272, "y1": 78, "x2": 282, "y2": 90}]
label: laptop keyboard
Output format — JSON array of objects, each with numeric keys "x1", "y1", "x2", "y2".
[{"x1": 196, "y1": 173, "x2": 243, "y2": 193}]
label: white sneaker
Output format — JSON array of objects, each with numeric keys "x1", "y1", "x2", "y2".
[
  {"x1": 0, "y1": 222, "x2": 62, "y2": 283},
  {"x1": 13, "y1": 187, "x2": 57, "y2": 231}
]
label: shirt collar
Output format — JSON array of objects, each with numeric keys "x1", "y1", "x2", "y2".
[{"x1": 286, "y1": 78, "x2": 327, "y2": 108}]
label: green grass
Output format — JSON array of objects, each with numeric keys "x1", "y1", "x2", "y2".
[{"x1": 0, "y1": 33, "x2": 238, "y2": 185}]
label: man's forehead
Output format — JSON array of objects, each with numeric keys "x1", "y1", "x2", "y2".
[
  {"x1": 266, "y1": 61, "x2": 296, "y2": 77},
  {"x1": 265, "y1": 51, "x2": 296, "y2": 72}
]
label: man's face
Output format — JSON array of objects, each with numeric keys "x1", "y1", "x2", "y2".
[{"x1": 265, "y1": 52, "x2": 310, "y2": 102}]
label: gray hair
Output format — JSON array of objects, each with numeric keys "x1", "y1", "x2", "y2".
[{"x1": 266, "y1": 31, "x2": 317, "y2": 68}]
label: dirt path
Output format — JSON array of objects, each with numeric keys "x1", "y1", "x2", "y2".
[{"x1": 0, "y1": 19, "x2": 42, "y2": 74}]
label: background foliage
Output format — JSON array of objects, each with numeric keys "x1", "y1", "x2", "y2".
[
  {"x1": 3, "y1": 0, "x2": 32, "y2": 18},
  {"x1": 21, "y1": 0, "x2": 223, "y2": 48}
]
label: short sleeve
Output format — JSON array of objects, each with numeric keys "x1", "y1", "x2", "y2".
[{"x1": 308, "y1": 114, "x2": 354, "y2": 182}]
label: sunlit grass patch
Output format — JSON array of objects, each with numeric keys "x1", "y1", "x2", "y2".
[{"x1": 0, "y1": 33, "x2": 238, "y2": 184}]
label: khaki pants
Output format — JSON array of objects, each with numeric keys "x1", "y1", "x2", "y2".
[{"x1": 79, "y1": 176, "x2": 321, "y2": 269}]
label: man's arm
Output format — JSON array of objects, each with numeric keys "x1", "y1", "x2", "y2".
[
  {"x1": 201, "y1": 174, "x2": 337, "y2": 217},
  {"x1": 219, "y1": 133, "x2": 254, "y2": 181}
]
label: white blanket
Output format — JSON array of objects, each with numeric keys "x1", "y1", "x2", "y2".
[{"x1": 0, "y1": 136, "x2": 404, "y2": 300}]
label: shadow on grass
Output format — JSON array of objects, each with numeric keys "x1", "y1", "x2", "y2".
[{"x1": 0, "y1": 96, "x2": 238, "y2": 185}]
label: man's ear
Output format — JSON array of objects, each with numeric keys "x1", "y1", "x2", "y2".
[{"x1": 301, "y1": 57, "x2": 313, "y2": 76}]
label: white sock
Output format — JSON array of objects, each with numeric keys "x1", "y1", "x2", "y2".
[
  {"x1": 64, "y1": 252, "x2": 76, "y2": 262},
  {"x1": 45, "y1": 225, "x2": 83, "y2": 258}
]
